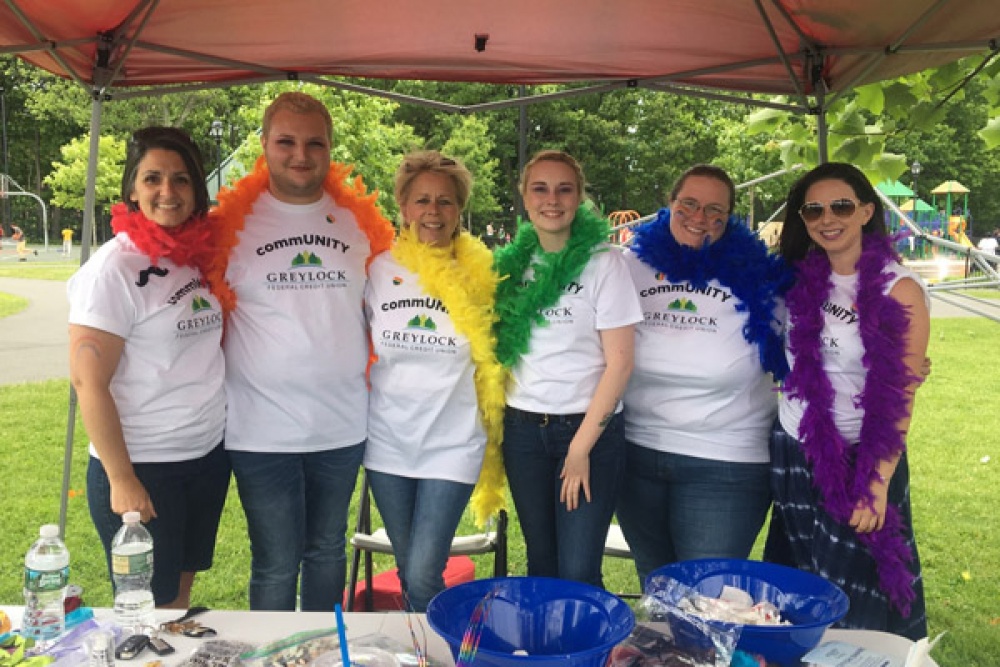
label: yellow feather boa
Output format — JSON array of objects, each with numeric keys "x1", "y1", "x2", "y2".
[{"x1": 391, "y1": 227, "x2": 508, "y2": 527}]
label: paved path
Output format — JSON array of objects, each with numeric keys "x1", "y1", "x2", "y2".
[
  {"x1": 0, "y1": 277, "x2": 985, "y2": 387},
  {"x1": 0, "y1": 278, "x2": 70, "y2": 385}
]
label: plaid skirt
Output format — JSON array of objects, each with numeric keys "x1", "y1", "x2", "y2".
[{"x1": 763, "y1": 420, "x2": 928, "y2": 641}]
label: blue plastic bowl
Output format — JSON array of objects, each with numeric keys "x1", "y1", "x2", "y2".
[
  {"x1": 426, "y1": 576, "x2": 635, "y2": 667},
  {"x1": 646, "y1": 559, "x2": 849, "y2": 666}
]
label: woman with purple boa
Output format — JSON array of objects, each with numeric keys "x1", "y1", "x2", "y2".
[{"x1": 764, "y1": 162, "x2": 930, "y2": 639}]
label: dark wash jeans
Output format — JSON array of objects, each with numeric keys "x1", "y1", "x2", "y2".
[
  {"x1": 502, "y1": 408, "x2": 624, "y2": 588},
  {"x1": 229, "y1": 443, "x2": 364, "y2": 611}
]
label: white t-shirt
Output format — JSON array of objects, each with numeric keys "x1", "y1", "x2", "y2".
[
  {"x1": 506, "y1": 244, "x2": 642, "y2": 414},
  {"x1": 223, "y1": 192, "x2": 373, "y2": 453},
  {"x1": 621, "y1": 251, "x2": 777, "y2": 463},
  {"x1": 67, "y1": 233, "x2": 226, "y2": 463},
  {"x1": 780, "y1": 261, "x2": 929, "y2": 443},
  {"x1": 364, "y1": 253, "x2": 485, "y2": 484},
  {"x1": 977, "y1": 236, "x2": 998, "y2": 255}
]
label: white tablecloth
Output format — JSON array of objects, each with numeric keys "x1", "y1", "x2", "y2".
[{"x1": 0, "y1": 607, "x2": 937, "y2": 667}]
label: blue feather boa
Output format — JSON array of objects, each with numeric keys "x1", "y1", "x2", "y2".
[{"x1": 630, "y1": 208, "x2": 792, "y2": 379}]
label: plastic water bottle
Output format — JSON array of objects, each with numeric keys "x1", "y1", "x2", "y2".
[
  {"x1": 111, "y1": 512, "x2": 155, "y2": 633},
  {"x1": 23, "y1": 524, "x2": 70, "y2": 641}
]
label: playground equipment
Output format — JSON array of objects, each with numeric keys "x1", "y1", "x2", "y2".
[
  {"x1": 932, "y1": 180, "x2": 973, "y2": 247},
  {"x1": 608, "y1": 210, "x2": 641, "y2": 244}
]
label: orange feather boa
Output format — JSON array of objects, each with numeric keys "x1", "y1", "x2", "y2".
[{"x1": 204, "y1": 156, "x2": 394, "y2": 315}]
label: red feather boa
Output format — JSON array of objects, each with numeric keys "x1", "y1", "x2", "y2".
[{"x1": 110, "y1": 203, "x2": 215, "y2": 274}]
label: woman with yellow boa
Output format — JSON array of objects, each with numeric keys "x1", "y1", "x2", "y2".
[{"x1": 363, "y1": 150, "x2": 506, "y2": 611}]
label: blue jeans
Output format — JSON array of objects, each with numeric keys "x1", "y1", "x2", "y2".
[
  {"x1": 615, "y1": 442, "x2": 771, "y2": 585},
  {"x1": 229, "y1": 444, "x2": 364, "y2": 611},
  {"x1": 502, "y1": 408, "x2": 624, "y2": 588},
  {"x1": 367, "y1": 471, "x2": 474, "y2": 612}
]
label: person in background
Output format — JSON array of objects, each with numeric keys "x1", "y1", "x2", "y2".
[
  {"x1": 205, "y1": 91, "x2": 393, "y2": 611},
  {"x1": 68, "y1": 127, "x2": 229, "y2": 609},
  {"x1": 616, "y1": 164, "x2": 791, "y2": 584},
  {"x1": 493, "y1": 149, "x2": 641, "y2": 587},
  {"x1": 976, "y1": 229, "x2": 998, "y2": 255},
  {"x1": 364, "y1": 150, "x2": 506, "y2": 611},
  {"x1": 62, "y1": 227, "x2": 74, "y2": 257},
  {"x1": 765, "y1": 162, "x2": 930, "y2": 640},
  {"x1": 11, "y1": 223, "x2": 27, "y2": 260}
]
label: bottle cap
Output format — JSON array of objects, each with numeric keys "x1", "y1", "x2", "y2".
[
  {"x1": 123, "y1": 511, "x2": 141, "y2": 524},
  {"x1": 40, "y1": 524, "x2": 59, "y2": 538}
]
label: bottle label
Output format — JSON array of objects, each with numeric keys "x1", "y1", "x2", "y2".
[
  {"x1": 24, "y1": 566, "x2": 69, "y2": 593},
  {"x1": 112, "y1": 549, "x2": 153, "y2": 575}
]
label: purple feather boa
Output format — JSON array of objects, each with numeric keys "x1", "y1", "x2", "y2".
[{"x1": 784, "y1": 233, "x2": 919, "y2": 614}]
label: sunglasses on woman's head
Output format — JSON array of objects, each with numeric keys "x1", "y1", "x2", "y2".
[
  {"x1": 798, "y1": 198, "x2": 860, "y2": 223},
  {"x1": 403, "y1": 157, "x2": 456, "y2": 172}
]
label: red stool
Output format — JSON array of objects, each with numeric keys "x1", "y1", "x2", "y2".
[{"x1": 346, "y1": 555, "x2": 476, "y2": 611}]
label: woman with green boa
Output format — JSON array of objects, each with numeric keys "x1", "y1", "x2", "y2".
[{"x1": 493, "y1": 150, "x2": 642, "y2": 587}]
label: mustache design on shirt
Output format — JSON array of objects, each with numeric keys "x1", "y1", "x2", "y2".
[{"x1": 136, "y1": 265, "x2": 170, "y2": 287}]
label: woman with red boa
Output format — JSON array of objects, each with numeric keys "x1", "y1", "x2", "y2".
[
  {"x1": 765, "y1": 162, "x2": 930, "y2": 639},
  {"x1": 68, "y1": 127, "x2": 229, "y2": 610}
]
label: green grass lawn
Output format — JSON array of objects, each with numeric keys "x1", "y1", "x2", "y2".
[
  {"x1": 0, "y1": 292, "x2": 28, "y2": 317},
  {"x1": 0, "y1": 319, "x2": 997, "y2": 666}
]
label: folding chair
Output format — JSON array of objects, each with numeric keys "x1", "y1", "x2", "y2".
[
  {"x1": 604, "y1": 522, "x2": 642, "y2": 599},
  {"x1": 346, "y1": 471, "x2": 508, "y2": 611}
]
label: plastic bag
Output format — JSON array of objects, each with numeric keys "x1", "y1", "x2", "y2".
[
  {"x1": 179, "y1": 640, "x2": 256, "y2": 667},
  {"x1": 237, "y1": 629, "x2": 345, "y2": 667},
  {"x1": 629, "y1": 575, "x2": 744, "y2": 667}
]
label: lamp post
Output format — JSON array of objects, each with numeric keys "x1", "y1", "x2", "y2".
[
  {"x1": 209, "y1": 120, "x2": 224, "y2": 201},
  {"x1": 1, "y1": 84, "x2": 9, "y2": 232},
  {"x1": 910, "y1": 160, "x2": 923, "y2": 258}
]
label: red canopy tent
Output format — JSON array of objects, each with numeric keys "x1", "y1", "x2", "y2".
[
  {"x1": 2, "y1": 0, "x2": 998, "y2": 529},
  {"x1": 3, "y1": 0, "x2": 998, "y2": 96}
]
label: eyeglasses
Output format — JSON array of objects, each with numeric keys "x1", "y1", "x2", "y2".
[
  {"x1": 798, "y1": 198, "x2": 860, "y2": 223},
  {"x1": 674, "y1": 197, "x2": 728, "y2": 220}
]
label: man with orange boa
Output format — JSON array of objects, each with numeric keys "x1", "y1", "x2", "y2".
[{"x1": 207, "y1": 92, "x2": 393, "y2": 611}]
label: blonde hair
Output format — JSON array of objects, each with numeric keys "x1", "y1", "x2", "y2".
[
  {"x1": 262, "y1": 91, "x2": 333, "y2": 141},
  {"x1": 518, "y1": 150, "x2": 586, "y2": 197},
  {"x1": 394, "y1": 150, "x2": 474, "y2": 210}
]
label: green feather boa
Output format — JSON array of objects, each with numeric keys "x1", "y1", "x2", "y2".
[{"x1": 493, "y1": 205, "x2": 610, "y2": 368}]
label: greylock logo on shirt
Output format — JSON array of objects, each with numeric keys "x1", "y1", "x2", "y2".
[
  {"x1": 174, "y1": 279, "x2": 222, "y2": 337},
  {"x1": 526, "y1": 280, "x2": 582, "y2": 323},
  {"x1": 257, "y1": 232, "x2": 352, "y2": 290},
  {"x1": 641, "y1": 278, "x2": 730, "y2": 332},
  {"x1": 381, "y1": 288, "x2": 458, "y2": 352}
]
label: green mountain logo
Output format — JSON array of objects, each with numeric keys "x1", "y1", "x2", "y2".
[
  {"x1": 291, "y1": 251, "x2": 322, "y2": 267},
  {"x1": 667, "y1": 298, "x2": 697, "y2": 312},
  {"x1": 191, "y1": 295, "x2": 213, "y2": 313},
  {"x1": 406, "y1": 314, "x2": 437, "y2": 331}
]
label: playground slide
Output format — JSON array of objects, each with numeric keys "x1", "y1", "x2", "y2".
[{"x1": 947, "y1": 215, "x2": 974, "y2": 247}]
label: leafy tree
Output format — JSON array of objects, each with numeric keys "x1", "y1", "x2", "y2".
[
  {"x1": 227, "y1": 82, "x2": 422, "y2": 218},
  {"x1": 43, "y1": 134, "x2": 126, "y2": 213},
  {"x1": 441, "y1": 115, "x2": 502, "y2": 234}
]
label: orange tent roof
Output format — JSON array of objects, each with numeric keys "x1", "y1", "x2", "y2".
[{"x1": 1, "y1": 0, "x2": 998, "y2": 103}]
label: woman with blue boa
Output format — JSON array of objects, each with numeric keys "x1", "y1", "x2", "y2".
[{"x1": 617, "y1": 165, "x2": 791, "y2": 584}]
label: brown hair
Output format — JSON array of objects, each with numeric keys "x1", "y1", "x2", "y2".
[
  {"x1": 669, "y1": 164, "x2": 736, "y2": 212},
  {"x1": 121, "y1": 127, "x2": 209, "y2": 218}
]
